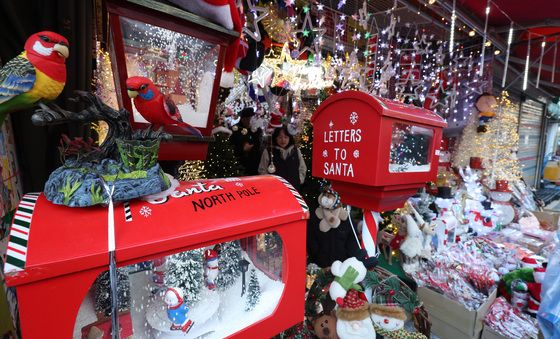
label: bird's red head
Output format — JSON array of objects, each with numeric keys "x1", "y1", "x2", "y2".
[
  {"x1": 24, "y1": 31, "x2": 69, "y2": 64},
  {"x1": 126, "y1": 76, "x2": 160, "y2": 101}
]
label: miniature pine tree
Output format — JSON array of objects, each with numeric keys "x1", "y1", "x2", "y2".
[
  {"x1": 94, "y1": 268, "x2": 131, "y2": 317},
  {"x1": 164, "y1": 249, "x2": 204, "y2": 304},
  {"x1": 245, "y1": 269, "x2": 261, "y2": 311},
  {"x1": 215, "y1": 240, "x2": 242, "y2": 291}
]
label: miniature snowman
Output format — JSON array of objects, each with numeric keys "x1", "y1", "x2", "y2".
[
  {"x1": 433, "y1": 187, "x2": 460, "y2": 251},
  {"x1": 369, "y1": 304, "x2": 427, "y2": 339},
  {"x1": 489, "y1": 180, "x2": 515, "y2": 226},
  {"x1": 163, "y1": 287, "x2": 194, "y2": 333},
  {"x1": 204, "y1": 249, "x2": 219, "y2": 290},
  {"x1": 335, "y1": 289, "x2": 376, "y2": 339}
]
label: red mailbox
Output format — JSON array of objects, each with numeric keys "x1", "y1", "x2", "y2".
[
  {"x1": 311, "y1": 91, "x2": 446, "y2": 211},
  {"x1": 3, "y1": 176, "x2": 308, "y2": 338}
]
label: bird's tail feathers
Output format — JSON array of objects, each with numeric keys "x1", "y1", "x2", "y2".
[{"x1": 182, "y1": 125, "x2": 203, "y2": 138}]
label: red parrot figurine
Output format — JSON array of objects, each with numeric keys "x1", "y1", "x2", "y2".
[
  {"x1": 126, "y1": 76, "x2": 202, "y2": 137},
  {"x1": 0, "y1": 31, "x2": 69, "y2": 125}
]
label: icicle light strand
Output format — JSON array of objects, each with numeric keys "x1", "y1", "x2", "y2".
[
  {"x1": 536, "y1": 39, "x2": 545, "y2": 88},
  {"x1": 449, "y1": 0, "x2": 456, "y2": 55},
  {"x1": 501, "y1": 22, "x2": 514, "y2": 88},
  {"x1": 479, "y1": 0, "x2": 490, "y2": 77},
  {"x1": 523, "y1": 34, "x2": 531, "y2": 91},
  {"x1": 553, "y1": 38, "x2": 558, "y2": 83}
]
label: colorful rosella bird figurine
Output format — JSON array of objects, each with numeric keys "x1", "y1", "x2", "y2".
[
  {"x1": 126, "y1": 76, "x2": 202, "y2": 137},
  {"x1": 0, "y1": 31, "x2": 69, "y2": 125}
]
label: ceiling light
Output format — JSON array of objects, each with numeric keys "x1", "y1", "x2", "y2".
[
  {"x1": 428, "y1": 0, "x2": 436, "y2": 4},
  {"x1": 469, "y1": 30, "x2": 476, "y2": 37},
  {"x1": 494, "y1": 49, "x2": 501, "y2": 55},
  {"x1": 485, "y1": 40, "x2": 492, "y2": 47}
]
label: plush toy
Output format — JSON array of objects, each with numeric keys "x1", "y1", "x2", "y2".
[
  {"x1": 336, "y1": 289, "x2": 375, "y2": 339},
  {"x1": 475, "y1": 93, "x2": 497, "y2": 133},
  {"x1": 163, "y1": 287, "x2": 194, "y2": 332},
  {"x1": 316, "y1": 190, "x2": 349, "y2": 232},
  {"x1": 399, "y1": 213, "x2": 423, "y2": 273},
  {"x1": 500, "y1": 267, "x2": 535, "y2": 300},
  {"x1": 329, "y1": 257, "x2": 367, "y2": 306},
  {"x1": 369, "y1": 304, "x2": 427, "y2": 339},
  {"x1": 0, "y1": 31, "x2": 69, "y2": 125},
  {"x1": 312, "y1": 313, "x2": 338, "y2": 339},
  {"x1": 527, "y1": 267, "x2": 546, "y2": 316},
  {"x1": 204, "y1": 249, "x2": 219, "y2": 290}
]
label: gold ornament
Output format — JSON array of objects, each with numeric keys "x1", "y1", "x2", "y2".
[
  {"x1": 232, "y1": 125, "x2": 239, "y2": 132},
  {"x1": 241, "y1": 128, "x2": 248, "y2": 135}
]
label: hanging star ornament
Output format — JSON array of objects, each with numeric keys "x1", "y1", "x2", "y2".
[
  {"x1": 242, "y1": 0, "x2": 269, "y2": 42},
  {"x1": 249, "y1": 65, "x2": 274, "y2": 88},
  {"x1": 358, "y1": 1, "x2": 369, "y2": 30},
  {"x1": 291, "y1": 9, "x2": 326, "y2": 60}
]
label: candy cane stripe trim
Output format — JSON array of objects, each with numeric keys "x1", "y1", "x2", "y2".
[{"x1": 4, "y1": 193, "x2": 39, "y2": 273}]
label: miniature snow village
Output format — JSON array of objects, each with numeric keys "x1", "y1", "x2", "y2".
[{"x1": 1, "y1": 1, "x2": 560, "y2": 339}]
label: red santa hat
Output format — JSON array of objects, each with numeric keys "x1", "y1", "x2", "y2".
[
  {"x1": 204, "y1": 249, "x2": 218, "y2": 261},
  {"x1": 521, "y1": 257, "x2": 539, "y2": 268},
  {"x1": 267, "y1": 111, "x2": 284, "y2": 131},
  {"x1": 335, "y1": 289, "x2": 370, "y2": 321},
  {"x1": 533, "y1": 267, "x2": 546, "y2": 283}
]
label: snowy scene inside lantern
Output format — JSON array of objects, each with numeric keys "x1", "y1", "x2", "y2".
[
  {"x1": 107, "y1": 0, "x2": 238, "y2": 159},
  {"x1": 311, "y1": 91, "x2": 447, "y2": 211},
  {"x1": 4, "y1": 176, "x2": 308, "y2": 338}
]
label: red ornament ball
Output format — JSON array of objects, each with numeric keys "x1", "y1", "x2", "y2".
[{"x1": 389, "y1": 289, "x2": 395, "y2": 296}]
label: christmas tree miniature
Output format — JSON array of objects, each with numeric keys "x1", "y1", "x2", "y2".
[
  {"x1": 94, "y1": 268, "x2": 131, "y2": 317},
  {"x1": 245, "y1": 269, "x2": 261, "y2": 311},
  {"x1": 164, "y1": 249, "x2": 204, "y2": 304},
  {"x1": 215, "y1": 240, "x2": 242, "y2": 291}
]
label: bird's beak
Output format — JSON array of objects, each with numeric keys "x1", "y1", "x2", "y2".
[
  {"x1": 53, "y1": 44, "x2": 69, "y2": 59},
  {"x1": 127, "y1": 90, "x2": 139, "y2": 98}
]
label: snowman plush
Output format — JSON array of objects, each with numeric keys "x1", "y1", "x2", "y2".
[
  {"x1": 204, "y1": 249, "x2": 219, "y2": 290},
  {"x1": 335, "y1": 289, "x2": 376, "y2": 339},
  {"x1": 163, "y1": 287, "x2": 194, "y2": 333},
  {"x1": 369, "y1": 304, "x2": 427, "y2": 339},
  {"x1": 329, "y1": 257, "x2": 367, "y2": 306}
]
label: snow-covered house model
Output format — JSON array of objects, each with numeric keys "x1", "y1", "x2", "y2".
[
  {"x1": 311, "y1": 91, "x2": 447, "y2": 210},
  {"x1": 3, "y1": 176, "x2": 308, "y2": 338},
  {"x1": 107, "y1": 0, "x2": 239, "y2": 160}
]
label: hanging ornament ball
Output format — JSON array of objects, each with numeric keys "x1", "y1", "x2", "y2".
[
  {"x1": 389, "y1": 289, "x2": 396, "y2": 296},
  {"x1": 241, "y1": 128, "x2": 248, "y2": 135},
  {"x1": 267, "y1": 163, "x2": 276, "y2": 174},
  {"x1": 414, "y1": 307, "x2": 420, "y2": 315},
  {"x1": 232, "y1": 125, "x2": 239, "y2": 132}
]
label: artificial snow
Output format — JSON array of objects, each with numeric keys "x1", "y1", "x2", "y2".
[{"x1": 389, "y1": 163, "x2": 431, "y2": 173}]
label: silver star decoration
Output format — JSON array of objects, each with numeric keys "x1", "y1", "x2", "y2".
[
  {"x1": 358, "y1": 1, "x2": 369, "y2": 29},
  {"x1": 242, "y1": 0, "x2": 269, "y2": 42},
  {"x1": 249, "y1": 65, "x2": 273, "y2": 88},
  {"x1": 291, "y1": 10, "x2": 326, "y2": 59},
  {"x1": 317, "y1": 4, "x2": 324, "y2": 10}
]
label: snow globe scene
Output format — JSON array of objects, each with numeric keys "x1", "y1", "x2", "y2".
[
  {"x1": 119, "y1": 16, "x2": 219, "y2": 130},
  {"x1": 73, "y1": 233, "x2": 285, "y2": 338},
  {"x1": 389, "y1": 123, "x2": 433, "y2": 173}
]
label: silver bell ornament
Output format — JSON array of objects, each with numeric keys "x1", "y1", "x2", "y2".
[{"x1": 267, "y1": 163, "x2": 276, "y2": 174}]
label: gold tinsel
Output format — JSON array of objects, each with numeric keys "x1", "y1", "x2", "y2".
[
  {"x1": 262, "y1": 4, "x2": 293, "y2": 43},
  {"x1": 178, "y1": 160, "x2": 206, "y2": 181}
]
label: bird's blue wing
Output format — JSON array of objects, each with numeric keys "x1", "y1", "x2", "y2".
[{"x1": 0, "y1": 55, "x2": 36, "y2": 104}]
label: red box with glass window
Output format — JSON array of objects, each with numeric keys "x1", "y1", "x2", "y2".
[
  {"x1": 106, "y1": 0, "x2": 239, "y2": 160},
  {"x1": 3, "y1": 176, "x2": 308, "y2": 338},
  {"x1": 311, "y1": 90, "x2": 447, "y2": 210}
]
